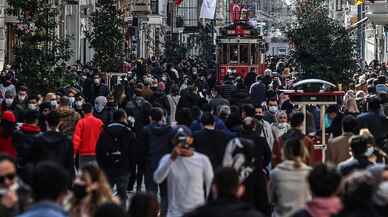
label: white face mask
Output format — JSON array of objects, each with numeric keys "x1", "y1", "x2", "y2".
[
  {"x1": 68, "y1": 97, "x2": 75, "y2": 105},
  {"x1": 75, "y1": 100, "x2": 83, "y2": 108},
  {"x1": 50, "y1": 100, "x2": 58, "y2": 108},
  {"x1": 94, "y1": 79, "x2": 101, "y2": 85},
  {"x1": 18, "y1": 95, "x2": 26, "y2": 102},
  {"x1": 28, "y1": 103, "x2": 38, "y2": 110},
  {"x1": 365, "y1": 147, "x2": 374, "y2": 157},
  {"x1": 269, "y1": 106, "x2": 278, "y2": 113},
  {"x1": 5, "y1": 98, "x2": 13, "y2": 106}
]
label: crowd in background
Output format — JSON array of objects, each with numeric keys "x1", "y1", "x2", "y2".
[{"x1": 0, "y1": 56, "x2": 388, "y2": 217}]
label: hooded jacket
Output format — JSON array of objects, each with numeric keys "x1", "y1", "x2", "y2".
[
  {"x1": 184, "y1": 198, "x2": 264, "y2": 217},
  {"x1": 31, "y1": 131, "x2": 74, "y2": 178},
  {"x1": 96, "y1": 122, "x2": 136, "y2": 176},
  {"x1": 143, "y1": 123, "x2": 172, "y2": 171},
  {"x1": 270, "y1": 160, "x2": 312, "y2": 217},
  {"x1": 13, "y1": 123, "x2": 41, "y2": 182}
]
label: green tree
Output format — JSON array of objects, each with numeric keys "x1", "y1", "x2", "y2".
[
  {"x1": 288, "y1": 0, "x2": 356, "y2": 84},
  {"x1": 7, "y1": 0, "x2": 72, "y2": 94},
  {"x1": 86, "y1": 0, "x2": 125, "y2": 72}
]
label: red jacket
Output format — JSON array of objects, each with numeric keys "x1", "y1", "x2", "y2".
[
  {"x1": 73, "y1": 113, "x2": 103, "y2": 156},
  {"x1": 0, "y1": 129, "x2": 15, "y2": 157}
]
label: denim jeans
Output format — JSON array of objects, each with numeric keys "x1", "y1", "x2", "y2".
[
  {"x1": 107, "y1": 174, "x2": 130, "y2": 207},
  {"x1": 79, "y1": 156, "x2": 97, "y2": 168}
]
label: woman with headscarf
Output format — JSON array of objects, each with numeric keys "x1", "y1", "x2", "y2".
[{"x1": 343, "y1": 90, "x2": 360, "y2": 115}]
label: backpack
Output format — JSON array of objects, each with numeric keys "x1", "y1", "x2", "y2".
[{"x1": 104, "y1": 126, "x2": 126, "y2": 166}]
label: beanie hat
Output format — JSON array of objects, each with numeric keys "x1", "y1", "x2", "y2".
[{"x1": 2, "y1": 111, "x2": 16, "y2": 123}]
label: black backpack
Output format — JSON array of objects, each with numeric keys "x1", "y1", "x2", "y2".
[{"x1": 104, "y1": 127, "x2": 126, "y2": 166}]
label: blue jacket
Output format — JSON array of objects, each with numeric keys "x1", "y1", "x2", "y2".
[{"x1": 17, "y1": 202, "x2": 68, "y2": 217}]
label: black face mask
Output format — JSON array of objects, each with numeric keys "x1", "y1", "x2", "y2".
[
  {"x1": 255, "y1": 115, "x2": 263, "y2": 121},
  {"x1": 72, "y1": 183, "x2": 87, "y2": 199}
]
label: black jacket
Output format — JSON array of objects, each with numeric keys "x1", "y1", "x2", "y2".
[
  {"x1": 96, "y1": 122, "x2": 136, "y2": 176},
  {"x1": 30, "y1": 131, "x2": 74, "y2": 178},
  {"x1": 184, "y1": 198, "x2": 264, "y2": 217},
  {"x1": 193, "y1": 128, "x2": 230, "y2": 170},
  {"x1": 143, "y1": 123, "x2": 173, "y2": 171},
  {"x1": 13, "y1": 124, "x2": 41, "y2": 183}
]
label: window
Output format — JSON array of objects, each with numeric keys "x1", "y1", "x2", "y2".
[
  {"x1": 335, "y1": 0, "x2": 343, "y2": 11},
  {"x1": 151, "y1": 0, "x2": 158, "y2": 14},
  {"x1": 230, "y1": 44, "x2": 238, "y2": 63},
  {"x1": 240, "y1": 44, "x2": 249, "y2": 64},
  {"x1": 177, "y1": 0, "x2": 198, "y2": 27}
]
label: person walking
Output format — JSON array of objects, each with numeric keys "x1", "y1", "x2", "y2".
[
  {"x1": 73, "y1": 103, "x2": 104, "y2": 167},
  {"x1": 270, "y1": 131, "x2": 312, "y2": 217},
  {"x1": 153, "y1": 126, "x2": 214, "y2": 217},
  {"x1": 96, "y1": 109, "x2": 136, "y2": 207},
  {"x1": 184, "y1": 167, "x2": 265, "y2": 217}
]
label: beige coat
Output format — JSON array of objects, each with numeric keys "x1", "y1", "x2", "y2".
[{"x1": 326, "y1": 132, "x2": 353, "y2": 165}]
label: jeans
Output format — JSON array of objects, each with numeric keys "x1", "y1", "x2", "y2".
[
  {"x1": 107, "y1": 174, "x2": 130, "y2": 207},
  {"x1": 79, "y1": 156, "x2": 97, "y2": 168}
]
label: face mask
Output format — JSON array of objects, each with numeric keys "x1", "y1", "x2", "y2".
[
  {"x1": 365, "y1": 147, "x2": 374, "y2": 157},
  {"x1": 94, "y1": 104, "x2": 104, "y2": 113},
  {"x1": 18, "y1": 95, "x2": 26, "y2": 102},
  {"x1": 5, "y1": 98, "x2": 13, "y2": 106},
  {"x1": 72, "y1": 183, "x2": 87, "y2": 199},
  {"x1": 278, "y1": 122, "x2": 289, "y2": 129},
  {"x1": 255, "y1": 115, "x2": 263, "y2": 121},
  {"x1": 50, "y1": 100, "x2": 58, "y2": 108},
  {"x1": 75, "y1": 100, "x2": 83, "y2": 109},
  {"x1": 28, "y1": 104, "x2": 37, "y2": 110},
  {"x1": 94, "y1": 79, "x2": 101, "y2": 85},
  {"x1": 269, "y1": 106, "x2": 278, "y2": 113},
  {"x1": 68, "y1": 97, "x2": 75, "y2": 105}
]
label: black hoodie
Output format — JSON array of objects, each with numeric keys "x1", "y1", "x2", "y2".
[{"x1": 30, "y1": 131, "x2": 74, "y2": 178}]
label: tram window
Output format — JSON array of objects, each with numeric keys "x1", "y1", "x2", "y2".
[
  {"x1": 221, "y1": 44, "x2": 227, "y2": 64},
  {"x1": 251, "y1": 44, "x2": 257, "y2": 64},
  {"x1": 230, "y1": 44, "x2": 238, "y2": 63},
  {"x1": 240, "y1": 44, "x2": 249, "y2": 64}
]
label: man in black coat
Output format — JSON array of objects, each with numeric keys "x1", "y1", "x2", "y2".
[
  {"x1": 96, "y1": 109, "x2": 136, "y2": 206},
  {"x1": 184, "y1": 167, "x2": 264, "y2": 217},
  {"x1": 30, "y1": 111, "x2": 74, "y2": 179},
  {"x1": 193, "y1": 112, "x2": 230, "y2": 170}
]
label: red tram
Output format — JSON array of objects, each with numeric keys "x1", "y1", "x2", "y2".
[{"x1": 217, "y1": 22, "x2": 267, "y2": 81}]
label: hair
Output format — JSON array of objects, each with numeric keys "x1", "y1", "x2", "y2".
[
  {"x1": 113, "y1": 109, "x2": 127, "y2": 123},
  {"x1": 150, "y1": 107, "x2": 164, "y2": 122},
  {"x1": 213, "y1": 167, "x2": 240, "y2": 199},
  {"x1": 80, "y1": 164, "x2": 115, "y2": 210},
  {"x1": 308, "y1": 163, "x2": 342, "y2": 197},
  {"x1": 341, "y1": 171, "x2": 377, "y2": 209},
  {"x1": 326, "y1": 105, "x2": 338, "y2": 114},
  {"x1": 359, "y1": 128, "x2": 375, "y2": 146},
  {"x1": 128, "y1": 193, "x2": 160, "y2": 217},
  {"x1": 24, "y1": 110, "x2": 40, "y2": 124},
  {"x1": 83, "y1": 103, "x2": 93, "y2": 114},
  {"x1": 46, "y1": 111, "x2": 61, "y2": 128},
  {"x1": 290, "y1": 112, "x2": 304, "y2": 128},
  {"x1": 350, "y1": 135, "x2": 368, "y2": 157},
  {"x1": 0, "y1": 153, "x2": 15, "y2": 165},
  {"x1": 242, "y1": 104, "x2": 255, "y2": 117},
  {"x1": 0, "y1": 119, "x2": 15, "y2": 138},
  {"x1": 283, "y1": 129, "x2": 306, "y2": 168},
  {"x1": 342, "y1": 115, "x2": 358, "y2": 133},
  {"x1": 368, "y1": 97, "x2": 381, "y2": 111},
  {"x1": 176, "y1": 107, "x2": 193, "y2": 126},
  {"x1": 31, "y1": 161, "x2": 70, "y2": 201},
  {"x1": 94, "y1": 203, "x2": 126, "y2": 217},
  {"x1": 201, "y1": 112, "x2": 214, "y2": 126}
]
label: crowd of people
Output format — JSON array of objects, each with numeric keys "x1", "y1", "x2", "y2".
[{"x1": 0, "y1": 56, "x2": 388, "y2": 217}]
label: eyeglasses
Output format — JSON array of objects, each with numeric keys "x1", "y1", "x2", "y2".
[{"x1": 0, "y1": 173, "x2": 16, "y2": 184}]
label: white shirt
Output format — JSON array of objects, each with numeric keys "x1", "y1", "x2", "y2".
[{"x1": 154, "y1": 152, "x2": 214, "y2": 217}]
